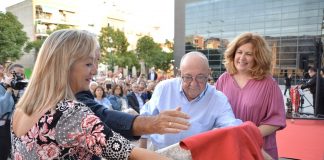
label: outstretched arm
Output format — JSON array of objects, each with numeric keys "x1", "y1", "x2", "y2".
[
  {"x1": 76, "y1": 91, "x2": 139, "y2": 140},
  {"x1": 133, "y1": 107, "x2": 190, "y2": 135}
]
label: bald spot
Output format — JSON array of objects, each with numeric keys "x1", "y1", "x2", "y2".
[{"x1": 180, "y1": 54, "x2": 209, "y2": 72}]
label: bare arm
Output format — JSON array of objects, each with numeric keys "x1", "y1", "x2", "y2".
[
  {"x1": 259, "y1": 125, "x2": 280, "y2": 160},
  {"x1": 258, "y1": 124, "x2": 280, "y2": 137},
  {"x1": 132, "y1": 107, "x2": 190, "y2": 135}
]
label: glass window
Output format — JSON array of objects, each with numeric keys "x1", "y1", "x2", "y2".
[
  {"x1": 281, "y1": 26, "x2": 298, "y2": 33},
  {"x1": 280, "y1": 46, "x2": 298, "y2": 52},
  {"x1": 281, "y1": 0, "x2": 300, "y2": 6},
  {"x1": 282, "y1": 12, "x2": 299, "y2": 19},
  {"x1": 265, "y1": 20, "x2": 281, "y2": 28},
  {"x1": 298, "y1": 16, "x2": 321, "y2": 25},
  {"x1": 282, "y1": 19, "x2": 299, "y2": 26},
  {"x1": 236, "y1": 23, "x2": 250, "y2": 30},
  {"x1": 265, "y1": 14, "x2": 281, "y2": 21},
  {"x1": 300, "y1": 2, "x2": 320, "y2": 11},
  {"x1": 299, "y1": 24, "x2": 318, "y2": 32},
  {"x1": 250, "y1": 22, "x2": 265, "y2": 29},
  {"x1": 300, "y1": 9, "x2": 318, "y2": 18},
  {"x1": 250, "y1": 16, "x2": 265, "y2": 23},
  {"x1": 265, "y1": 28, "x2": 281, "y2": 35},
  {"x1": 280, "y1": 39, "x2": 298, "y2": 46},
  {"x1": 321, "y1": 1, "x2": 324, "y2": 8},
  {"x1": 223, "y1": 25, "x2": 235, "y2": 31},
  {"x1": 282, "y1": 5, "x2": 300, "y2": 13},
  {"x1": 252, "y1": 28, "x2": 265, "y2": 34},
  {"x1": 265, "y1": 7, "x2": 282, "y2": 15},
  {"x1": 235, "y1": 18, "x2": 250, "y2": 24}
]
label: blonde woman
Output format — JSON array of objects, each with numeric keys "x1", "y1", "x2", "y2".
[
  {"x1": 215, "y1": 32, "x2": 286, "y2": 160},
  {"x1": 11, "y1": 29, "x2": 168, "y2": 160}
]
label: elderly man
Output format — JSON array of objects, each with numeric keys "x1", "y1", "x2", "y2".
[{"x1": 140, "y1": 51, "x2": 242, "y2": 150}]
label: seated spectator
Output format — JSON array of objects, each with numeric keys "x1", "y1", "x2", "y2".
[
  {"x1": 127, "y1": 82, "x2": 147, "y2": 113},
  {"x1": 109, "y1": 84, "x2": 138, "y2": 115},
  {"x1": 138, "y1": 80, "x2": 149, "y2": 102},
  {"x1": 89, "y1": 81, "x2": 98, "y2": 94},
  {"x1": 108, "y1": 84, "x2": 127, "y2": 111},
  {"x1": 93, "y1": 86, "x2": 112, "y2": 109}
]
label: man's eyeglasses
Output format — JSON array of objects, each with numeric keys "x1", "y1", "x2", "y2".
[{"x1": 182, "y1": 75, "x2": 208, "y2": 83}]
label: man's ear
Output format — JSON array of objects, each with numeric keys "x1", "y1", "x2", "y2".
[{"x1": 177, "y1": 69, "x2": 181, "y2": 76}]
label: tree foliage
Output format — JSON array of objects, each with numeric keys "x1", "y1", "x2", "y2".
[
  {"x1": 24, "y1": 39, "x2": 44, "y2": 61},
  {"x1": 99, "y1": 26, "x2": 133, "y2": 69},
  {"x1": 24, "y1": 24, "x2": 72, "y2": 60},
  {"x1": 115, "y1": 51, "x2": 140, "y2": 69},
  {"x1": 0, "y1": 12, "x2": 28, "y2": 64},
  {"x1": 136, "y1": 36, "x2": 173, "y2": 71}
]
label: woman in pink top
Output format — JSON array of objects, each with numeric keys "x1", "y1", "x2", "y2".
[{"x1": 215, "y1": 32, "x2": 286, "y2": 160}]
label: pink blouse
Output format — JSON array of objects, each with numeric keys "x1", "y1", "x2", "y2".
[{"x1": 215, "y1": 72, "x2": 286, "y2": 160}]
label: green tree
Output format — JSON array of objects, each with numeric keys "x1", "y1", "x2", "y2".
[
  {"x1": 99, "y1": 26, "x2": 135, "y2": 69},
  {"x1": 136, "y1": 36, "x2": 172, "y2": 71},
  {"x1": 24, "y1": 24, "x2": 72, "y2": 60},
  {"x1": 115, "y1": 51, "x2": 140, "y2": 69},
  {"x1": 0, "y1": 12, "x2": 28, "y2": 64},
  {"x1": 24, "y1": 39, "x2": 44, "y2": 61}
]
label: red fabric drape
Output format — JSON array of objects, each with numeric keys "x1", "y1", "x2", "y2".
[{"x1": 180, "y1": 121, "x2": 263, "y2": 160}]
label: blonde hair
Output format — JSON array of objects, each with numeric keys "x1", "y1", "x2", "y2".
[
  {"x1": 16, "y1": 29, "x2": 98, "y2": 116},
  {"x1": 224, "y1": 32, "x2": 272, "y2": 80}
]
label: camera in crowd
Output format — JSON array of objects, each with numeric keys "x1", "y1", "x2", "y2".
[{"x1": 11, "y1": 71, "x2": 28, "y2": 90}]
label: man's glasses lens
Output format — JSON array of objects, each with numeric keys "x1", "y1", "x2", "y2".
[{"x1": 182, "y1": 75, "x2": 207, "y2": 83}]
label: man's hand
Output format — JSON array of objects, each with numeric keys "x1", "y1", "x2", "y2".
[{"x1": 132, "y1": 107, "x2": 190, "y2": 135}]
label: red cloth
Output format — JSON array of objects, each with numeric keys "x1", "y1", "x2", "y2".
[
  {"x1": 180, "y1": 121, "x2": 263, "y2": 160},
  {"x1": 290, "y1": 86, "x2": 300, "y2": 112}
]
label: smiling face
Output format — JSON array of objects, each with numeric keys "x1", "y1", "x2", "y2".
[
  {"x1": 234, "y1": 43, "x2": 255, "y2": 75},
  {"x1": 180, "y1": 53, "x2": 210, "y2": 101},
  {"x1": 70, "y1": 57, "x2": 96, "y2": 94}
]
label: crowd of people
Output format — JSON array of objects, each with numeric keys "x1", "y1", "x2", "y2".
[{"x1": 1, "y1": 29, "x2": 324, "y2": 159}]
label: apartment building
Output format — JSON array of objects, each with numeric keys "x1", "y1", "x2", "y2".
[{"x1": 6, "y1": 0, "x2": 78, "y2": 68}]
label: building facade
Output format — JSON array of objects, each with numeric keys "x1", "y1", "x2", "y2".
[
  {"x1": 175, "y1": 0, "x2": 324, "y2": 83},
  {"x1": 6, "y1": 0, "x2": 78, "y2": 68},
  {"x1": 6, "y1": 0, "x2": 167, "y2": 70}
]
